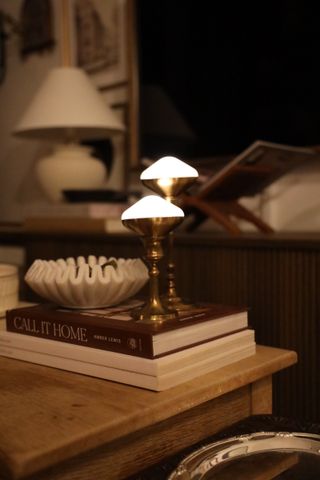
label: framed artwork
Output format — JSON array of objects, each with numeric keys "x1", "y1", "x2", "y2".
[
  {"x1": 62, "y1": 0, "x2": 135, "y2": 172},
  {"x1": 19, "y1": 0, "x2": 55, "y2": 58},
  {"x1": 71, "y1": 0, "x2": 128, "y2": 89}
]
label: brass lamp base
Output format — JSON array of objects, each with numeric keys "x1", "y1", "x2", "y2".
[
  {"x1": 131, "y1": 303, "x2": 177, "y2": 323},
  {"x1": 162, "y1": 294, "x2": 195, "y2": 312}
]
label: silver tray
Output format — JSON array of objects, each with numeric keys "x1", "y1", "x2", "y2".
[{"x1": 168, "y1": 431, "x2": 320, "y2": 479}]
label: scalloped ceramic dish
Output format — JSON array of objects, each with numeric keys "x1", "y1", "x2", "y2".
[{"x1": 25, "y1": 256, "x2": 148, "y2": 308}]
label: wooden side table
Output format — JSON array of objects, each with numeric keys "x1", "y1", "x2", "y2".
[{"x1": 0, "y1": 345, "x2": 296, "y2": 480}]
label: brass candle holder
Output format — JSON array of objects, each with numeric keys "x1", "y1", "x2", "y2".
[
  {"x1": 121, "y1": 195, "x2": 184, "y2": 323},
  {"x1": 141, "y1": 156, "x2": 199, "y2": 312}
]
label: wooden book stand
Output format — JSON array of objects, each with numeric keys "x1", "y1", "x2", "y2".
[{"x1": 182, "y1": 140, "x2": 317, "y2": 235}]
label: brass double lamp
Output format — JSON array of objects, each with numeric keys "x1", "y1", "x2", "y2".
[{"x1": 121, "y1": 156, "x2": 199, "y2": 324}]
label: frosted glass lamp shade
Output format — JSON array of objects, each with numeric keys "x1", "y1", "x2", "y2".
[
  {"x1": 140, "y1": 156, "x2": 199, "y2": 198},
  {"x1": 13, "y1": 67, "x2": 124, "y2": 141},
  {"x1": 140, "y1": 156, "x2": 198, "y2": 180},
  {"x1": 121, "y1": 195, "x2": 184, "y2": 220}
]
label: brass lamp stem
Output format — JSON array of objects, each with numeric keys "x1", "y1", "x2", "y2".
[
  {"x1": 166, "y1": 230, "x2": 180, "y2": 308},
  {"x1": 132, "y1": 235, "x2": 177, "y2": 323},
  {"x1": 163, "y1": 194, "x2": 181, "y2": 306},
  {"x1": 145, "y1": 237, "x2": 163, "y2": 310},
  {"x1": 163, "y1": 196, "x2": 193, "y2": 311},
  {"x1": 140, "y1": 166, "x2": 198, "y2": 313},
  {"x1": 121, "y1": 196, "x2": 184, "y2": 324}
]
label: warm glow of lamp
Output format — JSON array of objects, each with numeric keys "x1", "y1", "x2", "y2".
[
  {"x1": 140, "y1": 156, "x2": 198, "y2": 180},
  {"x1": 121, "y1": 195, "x2": 184, "y2": 220},
  {"x1": 121, "y1": 195, "x2": 184, "y2": 323},
  {"x1": 140, "y1": 156, "x2": 198, "y2": 199},
  {"x1": 13, "y1": 66, "x2": 125, "y2": 202}
]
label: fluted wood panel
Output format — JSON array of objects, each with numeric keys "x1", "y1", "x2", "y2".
[
  {"x1": 174, "y1": 238, "x2": 320, "y2": 422},
  {"x1": 20, "y1": 232, "x2": 320, "y2": 422}
]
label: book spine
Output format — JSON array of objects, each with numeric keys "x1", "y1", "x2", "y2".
[{"x1": 5, "y1": 310, "x2": 156, "y2": 359}]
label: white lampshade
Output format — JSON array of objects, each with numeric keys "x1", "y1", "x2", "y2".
[
  {"x1": 12, "y1": 66, "x2": 125, "y2": 202},
  {"x1": 140, "y1": 156, "x2": 198, "y2": 180},
  {"x1": 121, "y1": 195, "x2": 184, "y2": 220},
  {"x1": 14, "y1": 66, "x2": 124, "y2": 141}
]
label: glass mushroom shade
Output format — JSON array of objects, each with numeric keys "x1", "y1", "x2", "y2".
[
  {"x1": 121, "y1": 195, "x2": 184, "y2": 323},
  {"x1": 140, "y1": 155, "x2": 199, "y2": 200}
]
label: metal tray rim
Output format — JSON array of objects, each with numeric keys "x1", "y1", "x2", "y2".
[{"x1": 168, "y1": 431, "x2": 320, "y2": 479}]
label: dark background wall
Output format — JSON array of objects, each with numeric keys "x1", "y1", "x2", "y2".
[{"x1": 136, "y1": 1, "x2": 320, "y2": 159}]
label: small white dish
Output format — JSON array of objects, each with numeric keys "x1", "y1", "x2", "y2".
[{"x1": 25, "y1": 255, "x2": 148, "y2": 308}]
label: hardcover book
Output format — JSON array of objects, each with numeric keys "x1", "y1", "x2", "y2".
[
  {"x1": 0, "y1": 330, "x2": 256, "y2": 391},
  {"x1": 0, "y1": 328, "x2": 255, "y2": 376},
  {"x1": 5, "y1": 301, "x2": 248, "y2": 358}
]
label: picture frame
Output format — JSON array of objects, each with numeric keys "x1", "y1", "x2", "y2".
[
  {"x1": 70, "y1": 0, "x2": 128, "y2": 89},
  {"x1": 61, "y1": 0, "x2": 136, "y2": 172}
]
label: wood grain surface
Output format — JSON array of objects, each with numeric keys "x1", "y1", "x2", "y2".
[{"x1": 0, "y1": 345, "x2": 297, "y2": 479}]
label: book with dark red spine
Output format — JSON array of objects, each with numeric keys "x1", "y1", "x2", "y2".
[{"x1": 5, "y1": 301, "x2": 248, "y2": 359}]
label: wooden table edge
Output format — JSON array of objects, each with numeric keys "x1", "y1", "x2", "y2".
[{"x1": 1, "y1": 345, "x2": 297, "y2": 479}]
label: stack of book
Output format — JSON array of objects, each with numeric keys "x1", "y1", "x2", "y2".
[{"x1": 0, "y1": 301, "x2": 256, "y2": 391}]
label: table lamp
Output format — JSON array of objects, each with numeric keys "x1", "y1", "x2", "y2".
[
  {"x1": 140, "y1": 156, "x2": 198, "y2": 311},
  {"x1": 13, "y1": 66, "x2": 125, "y2": 202},
  {"x1": 140, "y1": 85, "x2": 196, "y2": 158},
  {"x1": 121, "y1": 195, "x2": 184, "y2": 323}
]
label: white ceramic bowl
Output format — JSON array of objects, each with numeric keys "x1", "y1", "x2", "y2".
[
  {"x1": 25, "y1": 256, "x2": 148, "y2": 308},
  {"x1": 0, "y1": 264, "x2": 19, "y2": 316}
]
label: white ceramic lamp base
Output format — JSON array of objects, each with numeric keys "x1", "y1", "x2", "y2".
[{"x1": 36, "y1": 144, "x2": 107, "y2": 203}]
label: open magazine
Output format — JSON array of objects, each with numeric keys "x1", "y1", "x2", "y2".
[
  {"x1": 197, "y1": 140, "x2": 317, "y2": 200},
  {"x1": 183, "y1": 140, "x2": 318, "y2": 233}
]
